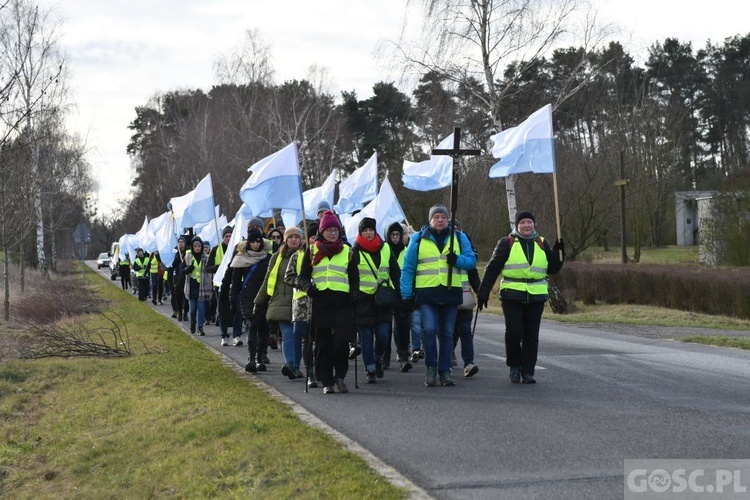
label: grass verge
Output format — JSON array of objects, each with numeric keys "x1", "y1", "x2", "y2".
[
  {"x1": 0, "y1": 269, "x2": 406, "y2": 498},
  {"x1": 678, "y1": 336, "x2": 750, "y2": 350}
]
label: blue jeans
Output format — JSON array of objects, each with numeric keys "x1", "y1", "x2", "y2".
[
  {"x1": 419, "y1": 303, "x2": 458, "y2": 373},
  {"x1": 359, "y1": 321, "x2": 390, "y2": 372},
  {"x1": 276, "y1": 321, "x2": 297, "y2": 366},
  {"x1": 410, "y1": 309, "x2": 423, "y2": 351},
  {"x1": 292, "y1": 321, "x2": 309, "y2": 367},
  {"x1": 453, "y1": 308, "x2": 474, "y2": 366},
  {"x1": 188, "y1": 298, "x2": 206, "y2": 327}
]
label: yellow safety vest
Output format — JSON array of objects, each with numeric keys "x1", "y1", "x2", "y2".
[
  {"x1": 149, "y1": 256, "x2": 159, "y2": 274},
  {"x1": 310, "y1": 245, "x2": 350, "y2": 293},
  {"x1": 358, "y1": 245, "x2": 392, "y2": 295},
  {"x1": 414, "y1": 235, "x2": 462, "y2": 289},
  {"x1": 134, "y1": 257, "x2": 147, "y2": 278},
  {"x1": 500, "y1": 237, "x2": 548, "y2": 296},
  {"x1": 292, "y1": 250, "x2": 307, "y2": 300},
  {"x1": 266, "y1": 252, "x2": 283, "y2": 296},
  {"x1": 191, "y1": 256, "x2": 202, "y2": 284}
]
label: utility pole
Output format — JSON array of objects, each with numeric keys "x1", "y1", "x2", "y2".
[{"x1": 613, "y1": 151, "x2": 630, "y2": 264}]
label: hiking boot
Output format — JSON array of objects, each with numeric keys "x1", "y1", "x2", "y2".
[
  {"x1": 293, "y1": 367, "x2": 305, "y2": 379},
  {"x1": 348, "y1": 344, "x2": 361, "y2": 359},
  {"x1": 400, "y1": 359, "x2": 413, "y2": 373},
  {"x1": 424, "y1": 366, "x2": 437, "y2": 387},
  {"x1": 440, "y1": 371, "x2": 455, "y2": 386},
  {"x1": 323, "y1": 386, "x2": 335, "y2": 394},
  {"x1": 375, "y1": 361, "x2": 384, "y2": 379},
  {"x1": 197, "y1": 326, "x2": 205, "y2": 336},
  {"x1": 464, "y1": 363, "x2": 479, "y2": 378},
  {"x1": 282, "y1": 364, "x2": 296, "y2": 380},
  {"x1": 220, "y1": 337, "x2": 229, "y2": 347},
  {"x1": 366, "y1": 371, "x2": 377, "y2": 384},
  {"x1": 334, "y1": 378, "x2": 349, "y2": 393},
  {"x1": 233, "y1": 337, "x2": 243, "y2": 347},
  {"x1": 522, "y1": 373, "x2": 536, "y2": 384},
  {"x1": 256, "y1": 363, "x2": 267, "y2": 372},
  {"x1": 509, "y1": 367, "x2": 521, "y2": 384},
  {"x1": 244, "y1": 361, "x2": 257, "y2": 373}
]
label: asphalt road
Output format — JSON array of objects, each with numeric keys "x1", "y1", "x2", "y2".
[{"x1": 94, "y1": 264, "x2": 750, "y2": 499}]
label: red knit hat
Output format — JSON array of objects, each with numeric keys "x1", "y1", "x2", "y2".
[{"x1": 318, "y1": 210, "x2": 341, "y2": 233}]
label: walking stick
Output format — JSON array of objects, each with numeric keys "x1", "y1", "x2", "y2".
[
  {"x1": 471, "y1": 305, "x2": 479, "y2": 336},
  {"x1": 354, "y1": 329, "x2": 359, "y2": 389}
]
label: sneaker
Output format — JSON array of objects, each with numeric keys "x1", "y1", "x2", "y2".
[
  {"x1": 410, "y1": 351, "x2": 421, "y2": 363},
  {"x1": 348, "y1": 344, "x2": 361, "y2": 359},
  {"x1": 334, "y1": 378, "x2": 349, "y2": 393},
  {"x1": 400, "y1": 360, "x2": 413, "y2": 373},
  {"x1": 440, "y1": 371, "x2": 455, "y2": 386},
  {"x1": 323, "y1": 386, "x2": 335, "y2": 394},
  {"x1": 158, "y1": 301, "x2": 164, "y2": 305},
  {"x1": 464, "y1": 363, "x2": 479, "y2": 378},
  {"x1": 510, "y1": 367, "x2": 521, "y2": 384},
  {"x1": 244, "y1": 361, "x2": 257, "y2": 373},
  {"x1": 418, "y1": 350, "x2": 425, "y2": 359},
  {"x1": 256, "y1": 363, "x2": 267, "y2": 372},
  {"x1": 281, "y1": 364, "x2": 295, "y2": 380},
  {"x1": 375, "y1": 361, "x2": 384, "y2": 379},
  {"x1": 152, "y1": 299, "x2": 157, "y2": 305},
  {"x1": 220, "y1": 337, "x2": 229, "y2": 347},
  {"x1": 366, "y1": 371, "x2": 377, "y2": 384},
  {"x1": 233, "y1": 337, "x2": 243, "y2": 347},
  {"x1": 424, "y1": 366, "x2": 437, "y2": 387},
  {"x1": 307, "y1": 377, "x2": 318, "y2": 389},
  {"x1": 171, "y1": 313, "x2": 177, "y2": 319},
  {"x1": 522, "y1": 373, "x2": 536, "y2": 384},
  {"x1": 197, "y1": 327, "x2": 205, "y2": 336}
]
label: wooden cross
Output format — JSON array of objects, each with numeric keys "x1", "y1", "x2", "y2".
[{"x1": 431, "y1": 127, "x2": 481, "y2": 288}]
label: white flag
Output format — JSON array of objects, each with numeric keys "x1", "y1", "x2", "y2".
[
  {"x1": 170, "y1": 174, "x2": 216, "y2": 229},
  {"x1": 402, "y1": 134, "x2": 454, "y2": 191},
  {"x1": 336, "y1": 153, "x2": 377, "y2": 214},
  {"x1": 489, "y1": 104, "x2": 555, "y2": 177},
  {"x1": 239, "y1": 143, "x2": 303, "y2": 215}
]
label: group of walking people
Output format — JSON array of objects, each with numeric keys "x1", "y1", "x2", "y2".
[{"x1": 131, "y1": 203, "x2": 565, "y2": 394}]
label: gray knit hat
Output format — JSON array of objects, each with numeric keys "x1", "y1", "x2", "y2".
[{"x1": 428, "y1": 204, "x2": 449, "y2": 220}]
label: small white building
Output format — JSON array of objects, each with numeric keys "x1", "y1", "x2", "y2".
[{"x1": 674, "y1": 191, "x2": 717, "y2": 246}]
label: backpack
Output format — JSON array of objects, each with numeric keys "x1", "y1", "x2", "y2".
[{"x1": 508, "y1": 233, "x2": 545, "y2": 250}]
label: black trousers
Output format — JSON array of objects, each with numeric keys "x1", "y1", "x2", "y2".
[
  {"x1": 137, "y1": 277, "x2": 149, "y2": 301},
  {"x1": 314, "y1": 327, "x2": 351, "y2": 387},
  {"x1": 500, "y1": 300, "x2": 545, "y2": 376}
]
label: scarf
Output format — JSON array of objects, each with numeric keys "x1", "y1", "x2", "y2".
[
  {"x1": 230, "y1": 249, "x2": 267, "y2": 268},
  {"x1": 312, "y1": 238, "x2": 344, "y2": 266},
  {"x1": 356, "y1": 233, "x2": 382, "y2": 254}
]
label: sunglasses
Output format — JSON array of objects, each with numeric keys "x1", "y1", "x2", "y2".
[{"x1": 271, "y1": 235, "x2": 282, "y2": 240}]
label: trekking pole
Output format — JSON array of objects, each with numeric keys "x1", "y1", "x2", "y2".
[
  {"x1": 304, "y1": 333, "x2": 309, "y2": 394},
  {"x1": 354, "y1": 330, "x2": 359, "y2": 389},
  {"x1": 471, "y1": 305, "x2": 479, "y2": 336}
]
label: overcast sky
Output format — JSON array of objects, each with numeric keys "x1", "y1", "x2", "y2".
[{"x1": 51, "y1": 0, "x2": 749, "y2": 217}]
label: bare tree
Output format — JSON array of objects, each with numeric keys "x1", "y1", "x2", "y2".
[
  {"x1": 213, "y1": 28, "x2": 275, "y2": 86},
  {"x1": 386, "y1": 0, "x2": 611, "y2": 230},
  {"x1": 0, "y1": 0, "x2": 65, "y2": 277}
]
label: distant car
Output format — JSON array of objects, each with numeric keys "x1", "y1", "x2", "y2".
[{"x1": 96, "y1": 252, "x2": 110, "y2": 269}]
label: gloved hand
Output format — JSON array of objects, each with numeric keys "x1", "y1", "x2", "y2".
[
  {"x1": 305, "y1": 284, "x2": 318, "y2": 297},
  {"x1": 185, "y1": 264, "x2": 195, "y2": 274},
  {"x1": 477, "y1": 295, "x2": 489, "y2": 311},
  {"x1": 403, "y1": 296, "x2": 417, "y2": 311},
  {"x1": 446, "y1": 252, "x2": 458, "y2": 266},
  {"x1": 553, "y1": 239, "x2": 566, "y2": 259}
]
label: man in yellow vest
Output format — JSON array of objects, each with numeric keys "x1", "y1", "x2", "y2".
[
  {"x1": 400, "y1": 205, "x2": 477, "y2": 387},
  {"x1": 477, "y1": 211, "x2": 565, "y2": 384},
  {"x1": 132, "y1": 247, "x2": 150, "y2": 302},
  {"x1": 206, "y1": 225, "x2": 233, "y2": 342}
]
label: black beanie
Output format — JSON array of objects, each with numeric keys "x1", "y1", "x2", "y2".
[
  {"x1": 387, "y1": 222, "x2": 403, "y2": 236},
  {"x1": 246, "y1": 228, "x2": 263, "y2": 243},
  {"x1": 358, "y1": 217, "x2": 377, "y2": 234},
  {"x1": 515, "y1": 211, "x2": 536, "y2": 226}
]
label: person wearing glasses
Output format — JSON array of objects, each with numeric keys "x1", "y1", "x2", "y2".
[
  {"x1": 267, "y1": 227, "x2": 283, "y2": 253},
  {"x1": 297, "y1": 211, "x2": 359, "y2": 394}
]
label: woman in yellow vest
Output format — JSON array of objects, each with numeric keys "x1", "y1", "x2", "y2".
[
  {"x1": 255, "y1": 226, "x2": 304, "y2": 380},
  {"x1": 206, "y1": 226, "x2": 234, "y2": 346},
  {"x1": 400, "y1": 205, "x2": 477, "y2": 387},
  {"x1": 284, "y1": 222, "x2": 318, "y2": 388},
  {"x1": 352, "y1": 217, "x2": 402, "y2": 384},
  {"x1": 133, "y1": 247, "x2": 149, "y2": 302},
  {"x1": 477, "y1": 211, "x2": 565, "y2": 384},
  {"x1": 297, "y1": 210, "x2": 359, "y2": 395},
  {"x1": 181, "y1": 236, "x2": 208, "y2": 335},
  {"x1": 386, "y1": 222, "x2": 413, "y2": 373}
]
